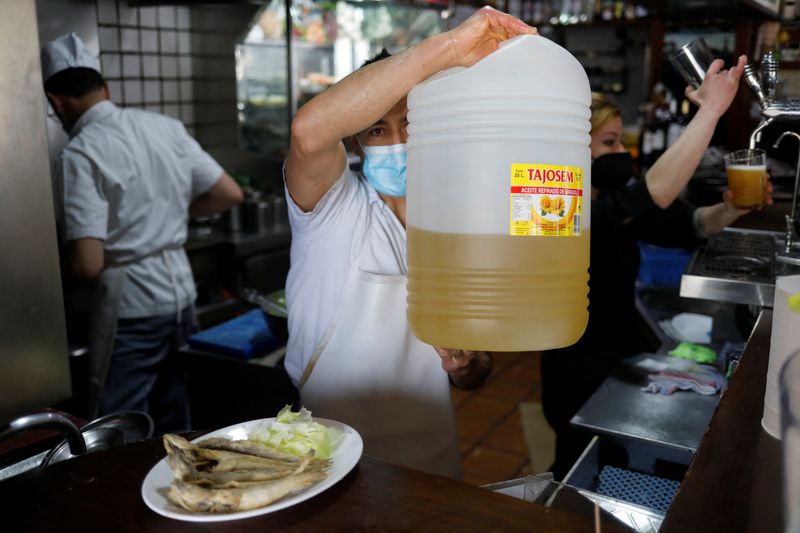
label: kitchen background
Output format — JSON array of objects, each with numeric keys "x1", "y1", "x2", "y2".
[{"x1": 5, "y1": 0, "x2": 799, "y2": 483}]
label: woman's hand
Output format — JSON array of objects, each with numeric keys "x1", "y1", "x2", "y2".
[
  {"x1": 696, "y1": 178, "x2": 773, "y2": 236},
  {"x1": 723, "y1": 172, "x2": 774, "y2": 212},
  {"x1": 685, "y1": 55, "x2": 746, "y2": 118},
  {"x1": 434, "y1": 347, "x2": 493, "y2": 389},
  {"x1": 445, "y1": 6, "x2": 537, "y2": 68}
]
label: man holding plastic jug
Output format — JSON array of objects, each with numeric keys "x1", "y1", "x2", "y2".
[
  {"x1": 282, "y1": 8, "x2": 535, "y2": 478},
  {"x1": 541, "y1": 57, "x2": 776, "y2": 479}
]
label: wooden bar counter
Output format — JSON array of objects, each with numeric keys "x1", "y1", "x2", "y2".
[
  {"x1": 0, "y1": 436, "x2": 624, "y2": 532},
  {"x1": 661, "y1": 309, "x2": 782, "y2": 532}
]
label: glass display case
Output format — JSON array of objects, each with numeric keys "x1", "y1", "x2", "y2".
[{"x1": 236, "y1": 0, "x2": 448, "y2": 158}]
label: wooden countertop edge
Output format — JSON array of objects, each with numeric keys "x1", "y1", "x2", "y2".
[{"x1": 661, "y1": 309, "x2": 782, "y2": 532}]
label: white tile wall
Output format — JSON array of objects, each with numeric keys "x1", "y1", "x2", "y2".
[
  {"x1": 162, "y1": 81, "x2": 179, "y2": 101},
  {"x1": 160, "y1": 56, "x2": 178, "y2": 79},
  {"x1": 176, "y1": 7, "x2": 190, "y2": 30},
  {"x1": 140, "y1": 29, "x2": 158, "y2": 53},
  {"x1": 101, "y1": 54, "x2": 121, "y2": 78},
  {"x1": 163, "y1": 104, "x2": 180, "y2": 120},
  {"x1": 181, "y1": 104, "x2": 194, "y2": 124},
  {"x1": 107, "y1": 80, "x2": 123, "y2": 101},
  {"x1": 142, "y1": 55, "x2": 159, "y2": 78},
  {"x1": 177, "y1": 31, "x2": 191, "y2": 55},
  {"x1": 96, "y1": 1, "x2": 256, "y2": 151},
  {"x1": 179, "y1": 57, "x2": 193, "y2": 79},
  {"x1": 98, "y1": 27, "x2": 119, "y2": 52},
  {"x1": 118, "y1": 3, "x2": 138, "y2": 27},
  {"x1": 123, "y1": 80, "x2": 142, "y2": 104},
  {"x1": 158, "y1": 7, "x2": 176, "y2": 28},
  {"x1": 120, "y1": 28, "x2": 139, "y2": 52},
  {"x1": 97, "y1": 0, "x2": 117, "y2": 24},
  {"x1": 143, "y1": 80, "x2": 160, "y2": 103},
  {"x1": 180, "y1": 81, "x2": 193, "y2": 101},
  {"x1": 139, "y1": 7, "x2": 157, "y2": 28},
  {"x1": 160, "y1": 31, "x2": 178, "y2": 54},
  {"x1": 122, "y1": 55, "x2": 141, "y2": 78}
]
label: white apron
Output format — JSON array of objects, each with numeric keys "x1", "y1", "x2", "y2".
[
  {"x1": 298, "y1": 268, "x2": 462, "y2": 479},
  {"x1": 86, "y1": 265, "x2": 125, "y2": 418},
  {"x1": 85, "y1": 249, "x2": 185, "y2": 418}
]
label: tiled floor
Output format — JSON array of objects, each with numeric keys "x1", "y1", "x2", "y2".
[{"x1": 451, "y1": 351, "x2": 543, "y2": 486}]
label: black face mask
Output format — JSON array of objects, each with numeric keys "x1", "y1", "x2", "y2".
[{"x1": 591, "y1": 152, "x2": 634, "y2": 190}]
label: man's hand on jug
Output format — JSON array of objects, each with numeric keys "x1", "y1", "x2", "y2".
[
  {"x1": 445, "y1": 6, "x2": 537, "y2": 68},
  {"x1": 434, "y1": 347, "x2": 493, "y2": 389}
]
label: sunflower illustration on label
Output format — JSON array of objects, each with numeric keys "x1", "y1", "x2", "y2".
[{"x1": 509, "y1": 163, "x2": 583, "y2": 237}]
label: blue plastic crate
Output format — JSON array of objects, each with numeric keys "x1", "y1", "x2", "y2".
[
  {"x1": 187, "y1": 308, "x2": 281, "y2": 359},
  {"x1": 637, "y1": 242, "x2": 693, "y2": 288}
]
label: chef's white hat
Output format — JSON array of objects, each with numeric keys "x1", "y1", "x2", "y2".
[{"x1": 41, "y1": 32, "x2": 100, "y2": 82}]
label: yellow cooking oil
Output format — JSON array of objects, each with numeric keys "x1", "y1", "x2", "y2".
[{"x1": 407, "y1": 227, "x2": 589, "y2": 351}]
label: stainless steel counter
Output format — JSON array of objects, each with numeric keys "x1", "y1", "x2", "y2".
[
  {"x1": 571, "y1": 353, "x2": 720, "y2": 464},
  {"x1": 680, "y1": 202, "x2": 800, "y2": 307},
  {"x1": 185, "y1": 224, "x2": 291, "y2": 258}
]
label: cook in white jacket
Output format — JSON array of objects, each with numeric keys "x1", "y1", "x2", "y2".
[
  {"x1": 41, "y1": 33, "x2": 244, "y2": 434},
  {"x1": 283, "y1": 8, "x2": 536, "y2": 478}
]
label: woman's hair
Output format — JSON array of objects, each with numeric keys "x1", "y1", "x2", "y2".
[{"x1": 590, "y1": 92, "x2": 622, "y2": 134}]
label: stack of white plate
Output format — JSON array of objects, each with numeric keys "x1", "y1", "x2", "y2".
[{"x1": 658, "y1": 313, "x2": 712, "y2": 344}]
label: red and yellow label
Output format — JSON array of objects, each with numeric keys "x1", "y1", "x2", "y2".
[{"x1": 509, "y1": 163, "x2": 584, "y2": 237}]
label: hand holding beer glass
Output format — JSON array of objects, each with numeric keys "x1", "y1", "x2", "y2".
[{"x1": 724, "y1": 149, "x2": 768, "y2": 209}]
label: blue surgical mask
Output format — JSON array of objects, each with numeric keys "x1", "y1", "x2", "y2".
[{"x1": 361, "y1": 143, "x2": 407, "y2": 197}]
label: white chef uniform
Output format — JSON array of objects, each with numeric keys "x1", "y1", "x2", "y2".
[
  {"x1": 284, "y1": 165, "x2": 462, "y2": 479},
  {"x1": 60, "y1": 101, "x2": 222, "y2": 415}
]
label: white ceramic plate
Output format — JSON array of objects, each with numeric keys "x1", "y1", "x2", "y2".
[{"x1": 141, "y1": 417, "x2": 363, "y2": 522}]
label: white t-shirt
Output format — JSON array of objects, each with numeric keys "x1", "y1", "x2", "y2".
[
  {"x1": 60, "y1": 101, "x2": 223, "y2": 318},
  {"x1": 284, "y1": 165, "x2": 407, "y2": 384}
]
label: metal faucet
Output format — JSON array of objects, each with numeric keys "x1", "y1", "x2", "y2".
[
  {"x1": 745, "y1": 54, "x2": 800, "y2": 149},
  {"x1": 0, "y1": 412, "x2": 87, "y2": 457},
  {"x1": 750, "y1": 117, "x2": 775, "y2": 149},
  {"x1": 773, "y1": 131, "x2": 800, "y2": 256}
]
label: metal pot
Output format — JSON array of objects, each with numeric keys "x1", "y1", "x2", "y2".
[
  {"x1": 41, "y1": 410, "x2": 153, "y2": 466},
  {"x1": 241, "y1": 288, "x2": 288, "y2": 344}
]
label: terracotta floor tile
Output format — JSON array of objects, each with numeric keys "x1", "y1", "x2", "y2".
[
  {"x1": 483, "y1": 412, "x2": 530, "y2": 455},
  {"x1": 455, "y1": 395, "x2": 518, "y2": 442},
  {"x1": 480, "y1": 372, "x2": 535, "y2": 404},
  {"x1": 450, "y1": 385, "x2": 474, "y2": 408},
  {"x1": 500, "y1": 359, "x2": 539, "y2": 387},
  {"x1": 462, "y1": 445, "x2": 529, "y2": 484},
  {"x1": 488, "y1": 352, "x2": 523, "y2": 374},
  {"x1": 459, "y1": 440, "x2": 475, "y2": 455},
  {"x1": 522, "y1": 388, "x2": 542, "y2": 403}
]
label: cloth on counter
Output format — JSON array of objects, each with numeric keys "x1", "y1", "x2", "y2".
[
  {"x1": 668, "y1": 341, "x2": 717, "y2": 365},
  {"x1": 642, "y1": 363, "x2": 727, "y2": 396}
]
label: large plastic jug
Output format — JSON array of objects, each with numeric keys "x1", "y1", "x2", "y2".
[{"x1": 406, "y1": 34, "x2": 591, "y2": 351}]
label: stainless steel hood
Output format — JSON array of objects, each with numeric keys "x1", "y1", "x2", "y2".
[{"x1": 0, "y1": 0, "x2": 71, "y2": 425}]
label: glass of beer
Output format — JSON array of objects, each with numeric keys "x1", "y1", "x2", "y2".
[{"x1": 724, "y1": 148, "x2": 767, "y2": 209}]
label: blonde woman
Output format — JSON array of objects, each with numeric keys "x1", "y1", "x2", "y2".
[{"x1": 540, "y1": 57, "x2": 772, "y2": 479}]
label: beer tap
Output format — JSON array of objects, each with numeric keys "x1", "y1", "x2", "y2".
[
  {"x1": 744, "y1": 55, "x2": 800, "y2": 149},
  {"x1": 762, "y1": 51, "x2": 779, "y2": 102},
  {"x1": 773, "y1": 131, "x2": 800, "y2": 258}
]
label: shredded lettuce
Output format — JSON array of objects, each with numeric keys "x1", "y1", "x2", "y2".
[{"x1": 249, "y1": 405, "x2": 342, "y2": 460}]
